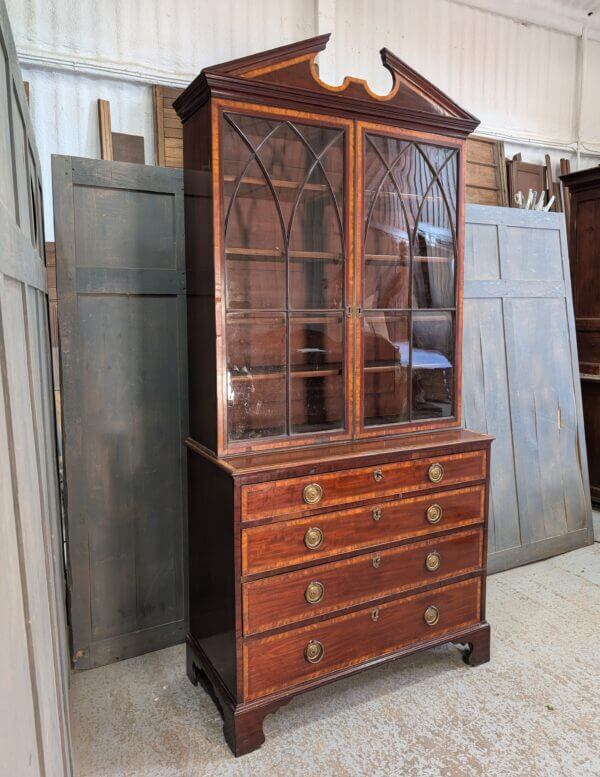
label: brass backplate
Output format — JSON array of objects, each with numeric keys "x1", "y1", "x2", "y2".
[
  {"x1": 428, "y1": 463, "x2": 444, "y2": 483},
  {"x1": 305, "y1": 581, "x2": 325, "y2": 604},
  {"x1": 304, "y1": 639, "x2": 324, "y2": 663},
  {"x1": 304, "y1": 527, "x2": 324, "y2": 550},
  {"x1": 426, "y1": 503, "x2": 443, "y2": 524},
  {"x1": 425, "y1": 551, "x2": 441, "y2": 572},
  {"x1": 424, "y1": 605, "x2": 440, "y2": 626},
  {"x1": 303, "y1": 482, "x2": 323, "y2": 505}
]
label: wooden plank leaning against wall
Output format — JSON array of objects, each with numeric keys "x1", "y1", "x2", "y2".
[
  {"x1": 0, "y1": 0, "x2": 72, "y2": 773},
  {"x1": 463, "y1": 205, "x2": 593, "y2": 571},
  {"x1": 153, "y1": 85, "x2": 184, "y2": 168}
]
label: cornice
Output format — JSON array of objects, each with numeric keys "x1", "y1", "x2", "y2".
[{"x1": 174, "y1": 35, "x2": 480, "y2": 138}]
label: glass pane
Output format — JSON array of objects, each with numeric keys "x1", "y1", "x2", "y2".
[
  {"x1": 226, "y1": 313, "x2": 286, "y2": 440},
  {"x1": 290, "y1": 313, "x2": 344, "y2": 433},
  {"x1": 412, "y1": 312, "x2": 454, "y2": 420},
  {"x1": 222, "y1": 113, "x2": 347, "y2": 444},
  {"x1": 364, "y1": 138, "x2": 410, "y2": 309},
  {"x1": 412, "y1": 146, "x2": 457, "y2": 309},
  {"x1": 223, "y1": 117, "x2": 286, "y2": 310},
  {"x1": 289, "y1": 133, "x2": 344, "y2": 310},
  {"x1": 362, "y1": 132, "x2": 458, "y2": 430},
  {"x1": 363, "y1": 313, "x2": 409, "y2": 426}
]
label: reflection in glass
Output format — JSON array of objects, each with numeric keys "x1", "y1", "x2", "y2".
[
  {"x1": 362, "y1": 134, "x2": 458, "y2": 426},
  {"x1": 364, "y1": 137, "x2": 410, "y2": 309},
  {"x1": 411, "y1": 312, "x2": 454, "y2": 420},
  {"x1": 290, "y1": 313, "x2": 344, "y2": 433},
  {"x1": 412, "y1": 149, "x2": 456, "y2": 309},
  {"x1": 289, "y1": 157, "x2": 344, "y2": 309},
  {"x1": 363, "y1": 314, "x2": 409, "y2": 426},
  {"x1": 226, "y1": 313, "x2": 286, "y2": 440}
]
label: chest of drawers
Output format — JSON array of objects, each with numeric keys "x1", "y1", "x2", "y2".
[{"x1": 186, "y1": 429, "x2": 492, "y2": 756}]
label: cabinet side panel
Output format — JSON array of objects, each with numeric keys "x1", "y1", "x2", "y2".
[
  {"x1": 184, "y1": 103, "x2": 218, "y2": 452},
  {"x1": 188, "y1": 450, "x2": 236, "y2": 696}
]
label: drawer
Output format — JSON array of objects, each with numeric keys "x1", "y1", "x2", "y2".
[
  {"x1": 241, "y1": 484, "x2": 485, "y2": 575},
  {"x1": 243, "y1": 576, "x2": 481, "y2": 700},
  {"x1": 241, "y1": 449, "x2": 486, "y2": 522},
  {"x1": 243, "y1": 528, "x2": 483, "y2": 635}
]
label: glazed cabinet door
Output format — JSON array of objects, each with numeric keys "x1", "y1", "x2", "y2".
[
  {"x1": 356, "y1": 124, "x2": 462, "y2": 436},
  {"x1": 217, "y1": 104, "x2": 354, "y2": 451}
]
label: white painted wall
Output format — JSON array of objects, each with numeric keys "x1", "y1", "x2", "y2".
[{"x1": 7, "y1": 0, "x2": 600, "y2": 238}]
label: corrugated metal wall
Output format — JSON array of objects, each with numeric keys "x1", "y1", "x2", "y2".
[{"x1": 7, "y1": 0, "x2": 600, "y2": 238}]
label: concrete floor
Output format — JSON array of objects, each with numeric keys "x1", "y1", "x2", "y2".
[{"x1": 71, "y1": 543, "x2": 600, "y2": 777}]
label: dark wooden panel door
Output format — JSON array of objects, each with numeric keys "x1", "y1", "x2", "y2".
[{"x1": 52, "y1": 156, "x2": 187, "y2": 669}]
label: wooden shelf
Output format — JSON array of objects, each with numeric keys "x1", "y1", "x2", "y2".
[
  {"x1": 413, "y1": 255, "x2": 453, "y2": 263},
  {"x1": 364, "y1": 363, "x2": 406, "y2": 373},
  {"x1": 226, "y1": 247, "x2": 341, "y2": 262},
  {"x1": 365, "y1": 188, "x2": 442, "y2": 202},
  {"x1": 413, "y1": 312, "x2": 453, "y2": 321},
  {"x1": 365, "y1": 254, "x2": 452, "y2": 263},
  {"x1": 229, "y1": 371, "x2": 285, "y2": 382},
  {"x1": 226, "y1": 247, "x2": 282, "y2": 257},
  {"x1": 289, "y1": 250, "x2": 340, "y2": 261},
  {"x1": 230, "y1": 367, "x2": 342, "y2": 382},
  {"x1": 291, "y1": 368, "x2": 342, "y2": 379},
  {"x1": 224, "y1": 174, "x2": 330, "y2": 193}
]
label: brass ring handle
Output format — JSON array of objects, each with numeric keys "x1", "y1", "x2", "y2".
[
  {"x1": 428, "y1": 463, "x2": 444, "y2": 483},
  {"x1": 426, "y1": 503, "x2": 443, "y2": 524},
  {"x1": 372, "y1": 507, "x2": 382, "y2": 521},
  {"x1": 373, "y1": 468, "x2": 384, "y2": 482},
  {"x1": 372, "y1": 555, "x2": 381, "y2": 569},
  {"x1": 304, "y1": 639, "x2": 324, "y2": 663},
  {"x1": 424, "y1": 605, "x2": 440, "y2": 626},
  {"x1": 371, "y1": 607, "x2": 380, "y2": 622},
  {"x1": 304, "y1": 527, "x2": 324, "y2": 550},
  {"x1": 425, "y1": 551, "x2": 441, "y2": 572},
  {"x1": 304, "y1": 581, "x2": 325, "y2": 604},
  {"x1": 303, "y1": 483, "x2": 323, "y2": 505}
]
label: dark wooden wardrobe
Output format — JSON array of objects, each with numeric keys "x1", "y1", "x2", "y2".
[{"x1": 561, "y1": 166, "x2": 600, "y2": 504}]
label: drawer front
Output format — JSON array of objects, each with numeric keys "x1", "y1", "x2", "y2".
[
  {"x1": 243, "y1": 528, "x2": 483, "y2": 635},
  {"x1": 243, "y1": 577, "x2": 481, "y2": 700},
  {"x1": 242, "y1": 484, "x2": 485, "y2": 575},
  {"x1": 241, "y1": 449, "x2": 486, "y2": 522}
]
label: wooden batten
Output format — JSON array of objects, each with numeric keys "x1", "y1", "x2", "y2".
[
  {"x1": 97, "y1": 98, "x2": 113, "y2": 160},
  {"x1": 153, "y1": 85, "x2": 184, "y2": 168}
]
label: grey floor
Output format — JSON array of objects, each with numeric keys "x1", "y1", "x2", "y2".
[{"x1": 71, "y1": 542, "x2": 600, "y2": 777}]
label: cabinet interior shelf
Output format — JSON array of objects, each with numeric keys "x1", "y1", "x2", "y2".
[
  {"x1": 364, "y1": 363, "x2": 406, "y2": 373},
  {"x1": 226, "y1": 247, "x2": 341, "y2": 262},
  {"x1": 230, "y1": 367, "x2": 342, "y2": 381},
  {"x1": 224, "y1": 174, "x2": 331, "y2": 193},
  {"x1": 365, "y1": 188, "x2": 442, "y2": 202},
  {"x1": 365, "y1": 254, "x2": 453, "y2": 264}
]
